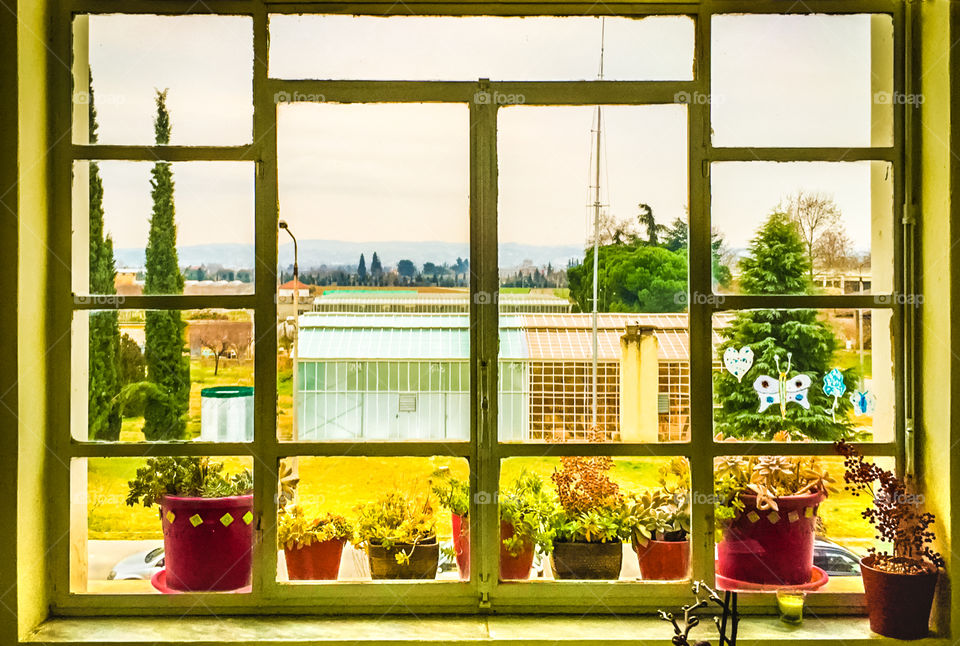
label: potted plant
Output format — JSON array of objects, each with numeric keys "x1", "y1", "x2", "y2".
[
  {"x1": 126, "y1": 456, "x2": 254, "y2": 592},
  {"x1": 630, "y1": 458, "x2": 691, "y2": 581},
  {"x1": 714, "y1": 456, "x2": 836, "y2": 586},
  {"x1": 499, "y1": 470, "x2": 556, "y2": 580},
  {"x1": 548, "y1": 456, "x2": 629, "y2": 580},
  {"x1": 836, "y1": 441, "x2": 944, "y2": 639},
  {"x1": 278, "y1": 505, "x2": 352, "y2": 581},
  {"x1": 354, "y1": 488, "x2": 439, "y2": 580},
  {"x1": 431, "y1": 467, "x2": 470, "y2": 580}
]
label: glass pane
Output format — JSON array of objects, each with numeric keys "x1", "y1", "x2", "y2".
[
  {"x1": 711, "y1": 14, "x2": 894, "y2": 147},
  {"x1": 73, "y1": 161, "x2": 255, "y2": 296},
  {"x1": 74, "y1": 456, "x2": 253, "y2": 594},
  {"x1": 713, "y1": 455, "x2": 889, "y2": 594},
  {"x1": 277, "y1": 457, "x2": 470, "y2": 582},
  {"x1": 73, "y1": 15, "x2": 253, "y2": 145},
  {"x1": 269, "y1": 15, "x2": 694, "y2": 81},
  {"x1": 498, "y1": 105, "x2": 690, "y2": 443},
  {"x1": 711, "y1": 162, "x2": 893, "y2": 296},
  {"x1": 72, "y1": 309, "x2": 254, "y2": 442},
  {"x1": 499, "y1": 457, "x2": 690, "y2": 582},
  {"x1": 712, "y1": 309, "x2": 894, "y2": 443},
  {"x1": 277, "y1": 103, "x2": 470, "y2": 442}
]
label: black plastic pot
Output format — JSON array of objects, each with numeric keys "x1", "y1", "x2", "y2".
[
  {"x1": 861, "y1": 555, "x2": 938, "y2": 640},
  {"x1": 367, "y1": 538, "x2": 439, "y2": 580},
  {"x1": 551, "y1": 541, "x2": 623, "y2": 580}
]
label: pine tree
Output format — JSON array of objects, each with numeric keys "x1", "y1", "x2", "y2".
[
  {"x1": 713, "y1": 211, "x2": 857, "y2": 441},
  {"x1": 357, "y1": 254, "x2": 367, "y2": 284},
  {"x1": 87, "y1": 70, "x2": 122, "y2": 440},
  {"x1": 142, "y1": 89, "x2": 190, "y2": 440}
]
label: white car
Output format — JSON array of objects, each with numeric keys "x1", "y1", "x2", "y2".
[{"x1": 107, "y1": 546, "x2": 165, "y2": 581}]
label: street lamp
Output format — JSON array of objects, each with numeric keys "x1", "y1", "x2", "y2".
[{"x1": 279, "y1": 220, "x2": 299, "y2": 443}]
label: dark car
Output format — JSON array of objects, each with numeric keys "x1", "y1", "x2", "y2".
[{"x1": 813, "y1": 538, "x2": 862, "y2": 576}]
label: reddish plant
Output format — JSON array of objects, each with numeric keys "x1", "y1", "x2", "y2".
[
  {"x1": 552, "y1": 456, "x2": 621, "y2": 514},
  {"x1": 834, "y1": 440, "x2": 943, "y2": 574}
]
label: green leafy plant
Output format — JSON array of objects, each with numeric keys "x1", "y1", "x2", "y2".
[
  {"x1": 354, "y1": 488, "x2": 437, "y2": 565},
  {"x1": 430, "y1": 467, "x2": 469, "y2": 517},
  {"x1": 713, "y1": 456, "x2": 837, "y2": 541},
  {"x1": 125, "y1": 457, "x2": 253, "y2": 508},
  {"x1": 499, "y1": 470, "x2": 558, "y2": 556},
  {"x1": 549, "y1": 456, "x2": 630, "y2": 544},
  {"x1": 277, "y1": 505, "x2": 352, "y2": 551},
  {"x1": 629, "y1": 458, "x2": 691, "y2": 545}
]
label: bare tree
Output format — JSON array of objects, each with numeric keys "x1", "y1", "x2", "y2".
[
  {"x1": 814, "y1": 227, "x2": 856, "y2": 272},
  {"x1": 191, "y1": 320, "x2": 253, "y2": 376},
  {"x1": 780, "y1": 190, "x2": 843, "y2": 278}
]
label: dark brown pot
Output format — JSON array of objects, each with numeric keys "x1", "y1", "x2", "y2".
[
  {"x1": 861, "y1": 555, "x2": 938, "y2": 640},
  {"x1": 367, "y1": 538, "x2": 439, "y2": 580},
  {"x1": 551, "y1": 541, "x2": 623, "y2": 580}
]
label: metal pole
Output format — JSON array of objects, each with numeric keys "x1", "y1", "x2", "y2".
[
  {"x1": 591, "y1": 18, "x2": 605, "y2": 431},
  {"x1": 279, "y1": 222, "x2": 299, "y2": 502}
]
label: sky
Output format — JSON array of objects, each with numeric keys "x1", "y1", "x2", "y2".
[{"x1": 84, "y1": 12, "x2": 890, "y2": 263}]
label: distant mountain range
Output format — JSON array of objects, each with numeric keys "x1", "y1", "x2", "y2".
[{"x1": 115, "y1": 240, "x2": 587, "y2": 272}]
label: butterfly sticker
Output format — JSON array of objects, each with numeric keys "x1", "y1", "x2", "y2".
[
  {"x1": 822, "y1": 368, "x2": 847, "y2": 422},
  {"x1": 753, "y1": 352, "x2": 811, "y2": 418},
  {"x1": 849, "y1": 390, "x2": 876, "y2": 416},
  {"x1": 723, "y1": 346, "x2": 754, "y2": 383}
]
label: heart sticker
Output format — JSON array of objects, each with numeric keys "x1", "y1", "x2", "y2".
[{"x1": 723, "y1": 346, "x2": 754, "y2": 383}]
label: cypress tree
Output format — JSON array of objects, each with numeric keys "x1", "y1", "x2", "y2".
[
  {"x1": 357, "y1": 254, "x2": 367, "y2": 284},
  {"x1": 142, "y1": 89, "x2": 190, "y2": 440},
  {"x1": 87, "y1": 70, "x2": 122, "y2": 440},
  {"x1": 713, "y1": 211, "x2": 857, "y2": 441}
]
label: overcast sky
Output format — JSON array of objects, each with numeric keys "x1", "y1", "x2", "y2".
[{"x1": 85, "y1": 13, "x2": 888, "y2": 260}]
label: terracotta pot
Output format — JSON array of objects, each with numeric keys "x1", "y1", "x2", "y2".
[
  {"x1": 367, "y1": 538, "x2": 439, "y2": 580},
  {"x1": 717, "y1": 491, "x2": 823, "y2": 586},
  {"x1": 159, "y1": 494, "x2": 253, "y2": 591},
  {"x1": 451, "y1": 513, "x2": 470, "y2": 580},
  {"x1": 861, "y1": 555, "x2": 938, "y2": 640},
  {"x1": 633, "y1": 538, "x2": 690, "y2": 581},
  {"x1": 499, "y1": 521, "x2": 535, "y2": 580},
  {"x1": 551, "y1": 541, "x2": 623, "y2": 580},
  {"x1": 284, "y1": 538, "x2": 345, "y2": 580}
]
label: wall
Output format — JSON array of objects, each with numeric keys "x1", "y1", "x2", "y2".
[{"x1": 14, "y1": 0, "x2": 53, "y2": 638}]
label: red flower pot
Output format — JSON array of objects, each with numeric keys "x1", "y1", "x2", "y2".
[
  {"x1": 451, "y1": 513, "x2": 470, "y2": 580},
  {"x1": 284, "y1": 538, "x2": 345, "y2": 580},
  {"x1": 499, "y1": 521, "x2": 535, "y2": 580},
  {"x1": 633, "y1": 539, "x2": 690, "y2": 581},
  {"x1": 717, "y1": 491, "x2": 823, "y2": 586},
  {"x1": 160, "y1": 494, "x2": 253, "y2": 591},
  {"x1": 861, "y1": 555, "x2": 938, "y2": 640}
]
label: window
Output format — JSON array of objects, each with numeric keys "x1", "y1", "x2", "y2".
[{"x1": 63, "y1": 4, "x2": 904, "y2": 616}]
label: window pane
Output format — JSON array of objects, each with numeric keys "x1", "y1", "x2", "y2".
[
  {"x1": 73, "y1": 161, "x2": 255, "y2": 296},
  {"x1": 498, "y1": 105, "x2": 689, "y2": 443},
  {"x1": 74, "y1": 456, "x2": 253, "y2": 594},
  {"x1": 713, "y1": 455, "x2": 888, "y2": 593},
  {"x1": 72, "y1": 309, "x2": 254, "y2": 442},
  {"x1": 277, "y1": 103, "x2": 470, "y2": 442},
  {"x1": 73, "y1": 15, "x2": 253, "y2": 145},
  {"x1": 277, "y1": 457, "x2": 470, "y2": 582},
  {"x1": 712, "y1": 309, "x2": 894, "y2": 443},
  {"x1": 711, "y1": 162, "x2": 893, "y2": 296},
  {"x1": 269, "y1": 15, "x2": 694, "y2": 81},
  {"x1": 499, "y1": 457, "x2": 690, "y2": 582},
  {"x1": 711, "y1": 14, "x2": 894, "y2": 147}
]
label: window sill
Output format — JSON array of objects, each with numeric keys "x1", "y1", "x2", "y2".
[{"x1": 25, "y1": 615, "x2": 949, "y2": 645}]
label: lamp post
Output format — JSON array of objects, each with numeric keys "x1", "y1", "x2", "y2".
[{"x1": 279, "y1": 220, "x2": 299, "y2": 444}]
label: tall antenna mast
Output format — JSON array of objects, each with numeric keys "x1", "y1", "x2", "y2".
[{"x1": 591, "y1": 17, "x2": 605, "y2": 430}]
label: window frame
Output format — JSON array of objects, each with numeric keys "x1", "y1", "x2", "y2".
[{"x1": 54, "y1": 0, "x2": 907, "y2": 617}]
